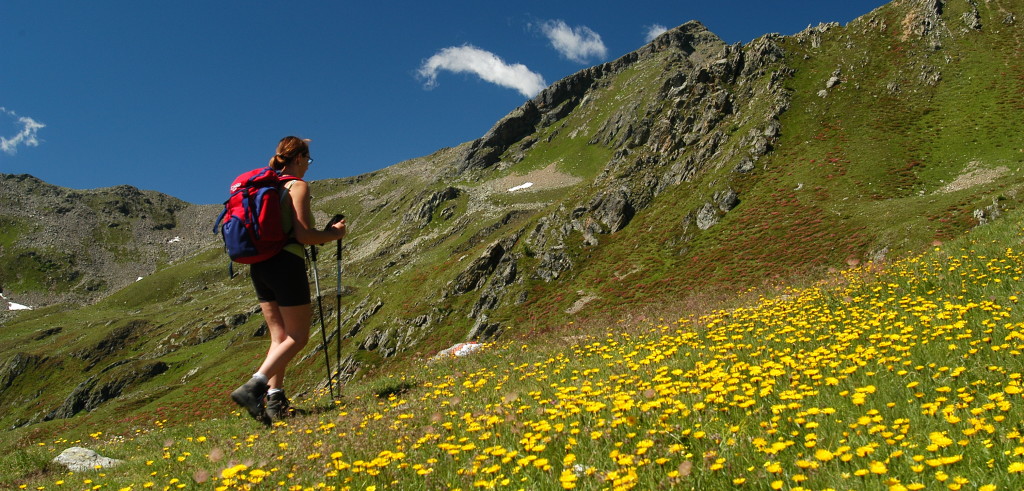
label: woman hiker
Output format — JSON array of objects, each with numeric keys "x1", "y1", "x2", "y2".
[{"x1": 231, "y1": 136, "x2": 347, "y2": 424}]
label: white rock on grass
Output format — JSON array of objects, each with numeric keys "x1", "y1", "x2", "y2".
[
  {"x1": 53, "y1": 447, "x2": 125, "y2": 472},
  {"x1": 431, "y1": 342, "x2": 482, "y2": 361}
]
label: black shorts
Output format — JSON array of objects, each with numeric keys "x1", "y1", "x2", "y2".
[{"x1": 250, "y1": 251, "x2": 311, "y2": 307}]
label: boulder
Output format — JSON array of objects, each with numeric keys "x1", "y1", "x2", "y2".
[
  {"x1": 53, "y1": 447, "x2": 125, "y2": 472},
  {"x1": 589, "y1": 189, "x2": 635, "y2": 233},
  {"x1": 431, "y1": 342, "x2": 482, "y2": 361},
  {"x1": 696, "y1": 203, "x2": 720, "y2": 230},
  {"x1": 714, "y1": 189, "x2": 740, "y2": 212}
]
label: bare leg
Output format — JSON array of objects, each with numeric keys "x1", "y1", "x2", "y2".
[{"x1": 257, "y1": 302, "x2": 311, "y2": 389}]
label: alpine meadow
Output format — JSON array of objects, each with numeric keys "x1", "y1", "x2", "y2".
[{"x1": 2, "y1": 0, "x2": 1024, "y2": 489}]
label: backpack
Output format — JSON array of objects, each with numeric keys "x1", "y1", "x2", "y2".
[{"x1": 213, "y1": 167, "x2": 301, "y2": 267}]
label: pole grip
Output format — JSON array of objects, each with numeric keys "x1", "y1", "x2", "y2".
[{"x1": 325, "y1": 214, "x2": 345, "y2": 230}]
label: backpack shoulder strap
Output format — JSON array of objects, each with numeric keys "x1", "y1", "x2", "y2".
[{"x1": 279, "y1": 174, "x2": 302, "y2": 185}]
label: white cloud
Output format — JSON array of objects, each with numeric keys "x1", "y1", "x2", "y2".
[
  {"x1": 540, "y1": 20, "x2": 607, "y2": 64},
  {"x1": 418, "y1": 45, "x2": 548, "y2": 98},
  {"x1": 645, "y1": 24, "x2": 669, "y2": 43},
  {"x1": 0, "y1": 107, "x2": 45, "y2": 155}
]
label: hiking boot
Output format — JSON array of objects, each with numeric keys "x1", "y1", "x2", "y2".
[
  {"x1": 266, "y1": 391, "x2": 307, "y2": 420},
  {"x1": 265, "y1": 391, "x2": 292, "y2": 420},
  {"x1": 230, "y1": 378, "x2": 271, "y2": 426}
]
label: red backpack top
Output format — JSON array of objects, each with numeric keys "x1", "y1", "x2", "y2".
[{"x1": 214, "y1": 167, "x2": 301, "y2": 265}]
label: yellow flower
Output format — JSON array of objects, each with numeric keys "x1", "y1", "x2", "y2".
[
  {"x1": 1009, "y1": 461, "x2": 1024, "y2": 473},
  {"x1": 814, "y1": 449, "x2": 834, "y2": 461},
  {"x1": 869, "y1": 461, "x2": 888, "y2": 474},
  {"x1": 560, "y1": 468, "x2": 577, "y2": 489},
  {"x1": 221, "y1": 464, "x2": 247, "y2": 479},
  {"x1": 929, "y1": 432, "x2": 953, "y2": 449}
]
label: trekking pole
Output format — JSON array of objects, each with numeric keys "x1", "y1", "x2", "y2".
[
  {"x1": 307, "y1": 245, "x2": 336, "y2": 401},
  {"x1": 325, "y1": 214, "x2": 345, "y2": 399}
]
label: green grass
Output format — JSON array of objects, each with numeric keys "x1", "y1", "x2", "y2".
[
  {"x1": 0, "y1": 247, "x2": 81, "y2": 294},
  {"x1": 0, "y1": 216, "x2": 28, "y2": 248}
]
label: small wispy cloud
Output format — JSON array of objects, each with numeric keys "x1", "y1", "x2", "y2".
[
  {"x1": 1, "y1": 107, "x2": 45, "y2": 155},
  {"x1": 540, "y1": 20, "x2": 607, "y2": 64},
  {"x1": 645, "y1": 24, "x2": 669, "y2": 43},
  {"x1": 418, "y1": 45, "x2": 548, "y2": 98}
]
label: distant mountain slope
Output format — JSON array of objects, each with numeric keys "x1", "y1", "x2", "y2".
[
  {"x1": 0, "y1": 173, "x2": 220, "y2": 308},
  {"x1": 0, "y1": 0, "x2": 1021, "y2": 435}
]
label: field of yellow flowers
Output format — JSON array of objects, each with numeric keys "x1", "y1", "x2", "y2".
[{"x1": 17, "y1": 222, "x2": 1024, "y2": 490}]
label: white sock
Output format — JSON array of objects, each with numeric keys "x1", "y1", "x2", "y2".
[
  {"x1": 268, "y1": 388, "x2": 283, "y2": 396},
  {"x1": 252, "y1": 372, "x2": 269, "y2": 384}
]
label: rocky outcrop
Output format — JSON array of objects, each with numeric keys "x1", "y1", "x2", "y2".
[
  {"x1": 357, "y1": 314, "x2": 433, "y2": 358},
  {"x1": 459, "y1": 21, "x2": 728, "y2": 177},
  {"x1": 509, "y1": 24, "x2": 788, "y2": 282},
  {"x1": 469, "y1": 255, "x2": 518, "y2": 319},
  {"x1": 74, "y1": 320, "x2": 148, "y2": 370},
  {"x1": 447, "y1": 239, "x2": 515, "y2": 297},
  {"x1": 462, "y1": 103, "x2": 543, "y2": 172},
  {"x1": 900, "y1": 0, "x2": 947, "y2": 49},
  {"x1": 467, "y1": 317, "x2": 503, "y2": 342},
  {"x1": 589, "y1": 189, "x2": 635, "y2": 234},
  {"x1": 0, "y1": 352, "x2": 44, "y2": 398},
  {"x1": 344, "y1": 298, "x2": 384, "y2": 338},
  {"x1": 961, "y1": 0, "x2": 982, "y2": 30},
  {"x1": 44, "y1": 360, "x2": 168, "y2": 421},
  {"x1": 404, "y1": 187, "x2": 461, "y2": 227},
  {"x1": 696, "y1": 189, "x2": 741, "y2": 230}
]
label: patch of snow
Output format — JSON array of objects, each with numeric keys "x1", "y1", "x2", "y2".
[
  {"x1": 508, "y1": 182, "x2": 534, "y2": 192},
  {"x1": 2, "y1": 292, "x2": 33, "y2": 310},
  {"x1": 168, "y1": 236, "x2": 182, "y2": 244},
  {"x1": 136, "y1": 277, "x2": 144, "y2": 282}
]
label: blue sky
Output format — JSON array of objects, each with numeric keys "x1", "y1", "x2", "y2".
[{"x1": 2, "y1": 1, "x2": 888, "y2": 205}]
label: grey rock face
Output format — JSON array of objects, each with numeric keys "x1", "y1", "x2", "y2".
[{"x1": 44, "y1": 361, "x2": 168, "y2": 421}]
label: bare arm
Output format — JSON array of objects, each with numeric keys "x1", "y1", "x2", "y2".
[{"x1": 287, "y1": 180, "x2": 346, "y2": 245}]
